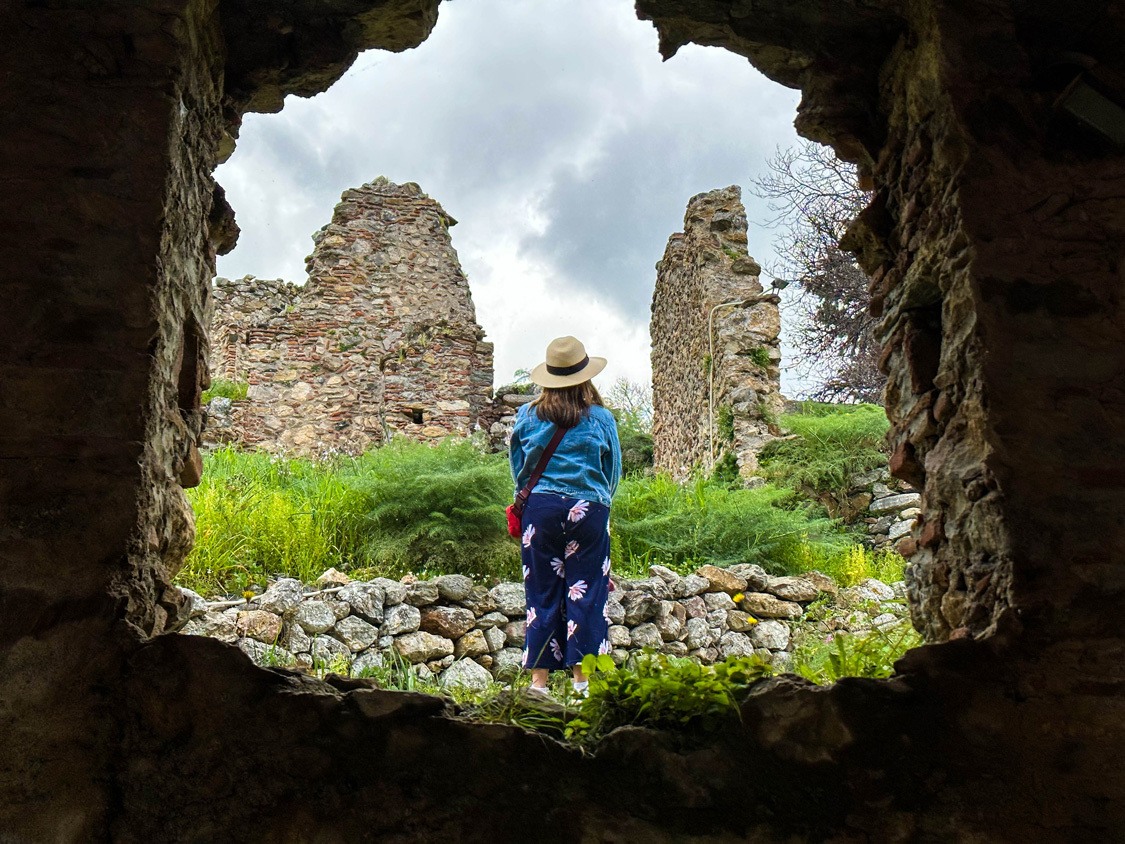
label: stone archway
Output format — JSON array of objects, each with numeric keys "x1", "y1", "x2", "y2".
[{"x1": 1, "y1": 1, "x2": 1123, "y2": 838}]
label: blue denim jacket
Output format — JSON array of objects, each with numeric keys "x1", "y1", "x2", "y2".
[{"x1": 509, "y1": 403, "x2": 622, "y2": 508}]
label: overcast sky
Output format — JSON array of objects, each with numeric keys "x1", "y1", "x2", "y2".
[{"x1": 215, "y1": 0, "x2": 805, "y2": 392}]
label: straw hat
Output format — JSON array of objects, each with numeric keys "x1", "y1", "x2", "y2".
[{"x1": 529, "y1": 336, "x2": 607, "y2": 388}]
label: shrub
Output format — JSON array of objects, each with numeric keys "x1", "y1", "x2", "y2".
[
  {"x1": 610, "y1": 474, "x2": 849, "y2": 575},
  {"x1": 758, "y1": 402, "x2": 889, "y2": 499},
  {"x1": 788, "y1": 620, "x2": 922, "y2": 684},
  {"x1": 787, "y1": 544, "x2": 906, "y2": 587}
]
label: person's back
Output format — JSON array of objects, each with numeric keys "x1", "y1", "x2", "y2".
[{"x1": 508, "y1": 336, "x2": 622, "y2": 699}]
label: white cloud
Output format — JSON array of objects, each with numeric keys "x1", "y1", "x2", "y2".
[{"x1": 215, "y1": 0, "x2": 808, "y2": 392}]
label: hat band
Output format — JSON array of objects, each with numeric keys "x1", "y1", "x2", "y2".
[{"x1": 546, "y1": 355, "x2": 589, "y2": 377}]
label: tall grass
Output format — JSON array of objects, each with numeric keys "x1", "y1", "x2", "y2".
[
  {"x1": 758, "y1": 402, "x2": 889, "y2": 498},
  {"x1": 610, "y1": 474, "x2": 851, "y2": 575}
]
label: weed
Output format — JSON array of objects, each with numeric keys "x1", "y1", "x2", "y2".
[
  {"x1": 202, "y1": 379, "x2": 248, "y2": 403},
  {"x1": 747, "y1": 346, "x2": 772, "y2": 369},
  {"x1": 788, "y1": 619, "x2": 921, "y2": 684}
]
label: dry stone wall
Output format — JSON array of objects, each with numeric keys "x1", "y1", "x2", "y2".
[
  {"x1": 651, "y1": 186, "x2": 783, "y2": 480},
  {"x1": 208, "y1": 178, "x2": 494, "y2": 456},
  {"x1": 177, "y1": 565, "x2": 909, "y2": 685}
]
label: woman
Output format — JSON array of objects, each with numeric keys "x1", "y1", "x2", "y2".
[{"x1": 509, "y1": 336, "x2": 622, "y2": 698}]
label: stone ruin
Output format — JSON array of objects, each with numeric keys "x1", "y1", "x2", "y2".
[
  {"x1": 3, "y1": 0, "x2": 1124, "y2": 839},
  {"x1": 651, "y1": 186, "x2": 783, "y2": 479},
  {"x1": 208, "y1": 178, "x2": 494, "y2": 455}
]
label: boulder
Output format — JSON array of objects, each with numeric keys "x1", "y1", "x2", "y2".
[
  {"x1": 840, "y1": 578, "x2": 897, "y2": 604},
  {"x1": 370, "y1": 577, "x2": 409, "y2": 606},
  {"x1": 483, "y1": 626, "x2": 507, "y2": 653},
  {"x1": 604, "y1": 595, "x2": 626, "y2": 625},
  {"x1": 737, "y1": 592, "x2": 802, "y2": 619},
  {"x1": 435, "y1": 574, "x2": 474, "y2": 602},
  {"x1": 404, "y1": 581, "x2": 440, "y2": 607},
  {"x1": 684, "y1": 618, "x2": 713, "y2": 649},
  {"x1": 420, "y1": 606, "x2": 476, "y2": 639},
  {"x1": 622, "y1": 591, "x2": 659, "y2": 626},
  {"x1": 674, "y1": 574, "x2": 710, "y2": 598},
  {"x1": 696, "y1": 565, "x2": 748, "y2": 594},
  {"x1": 492, "y1": 648, "x2": 524, "y2": 679},
  {"x1": 503, "y1": 621, "x2": 526, "y2": 648},
  {"x1": 630, "y1": 623, "x2": 663, "y2": 650},
  {"x1": 681, "y1": 595, "x2": 707, "y2": 619},
  {"x1": 648, "y1": 565, "x2": 680, "y2": 583},
  {"x1": 336, "y1": 582, "x2": 384, "y2": 623},
  {"x1": 181, "y1": 611, "x2": 237, "y2": 643},
  {"x1": 394, "y1": 631, "x2": 455, "y2": 664},
  {"x1": 238, "y1": 639, "x2": 296, "y2": 668},
  {"x1": 454, "y1": 629, "x2": 489, "y2": 659},
  {"x1": 631, "y1": 578, "x2": 674, "y2": 600},
  {"x1": 324, "y1": 599, "x2": 351, "y2": 621},
  {"x1": 608, "y1": 625, "x2": 632, "y2": 647},
  {"x1": 869, "y1": 492, "x2": 921, "y2": 514},
  {"x1": 351, "y1": 651, "x2": 384, "y2": 677},
  {"x1": 440, "y1": 658, "x2": 493, "y2": 693},
  {"x1": 690, "y1": 647, "x2": 719, "y2": 664},
  {"x1": 257, "y1": 578, "x2": 305, "y2": 615},
  {"x1": 726, "y1": 564, "x2": 770, "y2": 591},
  {"x1": 380, "y1": 603, "x2": 421, "y2": 637},
  {"x1": 718, "y1": 632, "x2": 756, "y2": 659},
  {"x1": 475, "y1": 611, "x2": 509, "y2": 630},
  {"x1": 801, "y1": 570, "x2": 839, "y2": 595},
  {"x1": 764, "y1": 576, "x2": 819, "y2": 603},
  {"x1": 748, "y1": 620, "x2": 790, "y2": 650},
  {"x1": 662, "y1": 641, "x2": 689, "y2": 657},
  {"x1": 703, "y1": 592, "x2": 736, "y2": 611},
  {"x1": 655, "y1": 601, "x2": 686, "y2": 641},
  {"x1": 280, "y1": 622, "x2": 311, "y2": 655},
  {"x1": 315, "y1": 568, "x2": 350, "y2": 588},
  {"x1": 460, "y1": 585, "x2": 499, "y2": 615},
  {"x1": 177, "y1": 587, "x2": 208, "y2": 619},
  {"x1": 726, "y1": 610, "x2": 758, "y2": 633},
  {"x1": 295, "y1": 601, "x2": 336, "y2": 635},
  {"x1": 236, "y1": 610, "x2": 282, "y2": 644},
  {"x1": 332, "y1": 616, "x2": 379, "y2": 652},
  {"x1": 490, "y1": 583, "x2": 526, "y2": 617}
]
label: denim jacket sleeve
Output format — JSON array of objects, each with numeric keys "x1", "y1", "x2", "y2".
[{"x1": 599, "y1": 411, "x2": 622, "y2": 497}]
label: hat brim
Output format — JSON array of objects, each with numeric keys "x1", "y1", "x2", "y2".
[{"x1": 529, "y1": 356, "x2": 607, "y2": 388}]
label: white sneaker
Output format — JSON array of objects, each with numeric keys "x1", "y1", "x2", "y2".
[{"x1": 526, "y1": 684, "x2": 553, "y2": 701}]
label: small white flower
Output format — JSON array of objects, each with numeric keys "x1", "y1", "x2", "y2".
[
  {"x1": 568, "y1": 500, "x2": 590, "y2": 523},
  {"x1": 522, "y1": 524, "x2": 536, "y2": 548},
  {"x1": 550, "y1": 557, "x2": 565, "y2": 578},
  {"x1": 565, "y1": 540, "x2": 579, "y2": 558},
  {"x1": 567, "y1": 619, "x2": 578, "y2": 639},
  {"x1": 526, "y1": 607, "x2": 537, "y2": 626},
  {"x1": 522, "y1": 564, "x2": 530, "y2": 581},
  {"x1": 568, "y1": 580, "x2": 588, "y2": 602},
  {"x1": 602, "y1": 556, "x2": 611, "y2": 577},
  {"x1": 550, "y1": 638, "x2": 564, "y2": 662},
  {"x1": 598, "y1": 639, "x2": 612, "y2": 655}
]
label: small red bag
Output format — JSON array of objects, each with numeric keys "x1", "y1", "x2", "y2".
[{"x1": 505, "y1": 502, "x2": 523, "y2": 538}]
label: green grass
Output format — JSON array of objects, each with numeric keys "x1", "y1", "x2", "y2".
[
  {"x1": 786, "y1": 544, "x2": 906, "y2": 588},
  {"x1": 201, "y1": 378, "x2": 248, "y2": 403},
  {"x1": 788, "y1": 620, "x2": 922, "y2": 685},
  {"x1": 758, "y1": 402, "x2": 889, "y2": 498}
]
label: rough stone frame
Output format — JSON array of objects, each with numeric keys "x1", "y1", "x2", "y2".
[{"x1": 1, "y1": 0, "x2": 1122, "y2": 838}]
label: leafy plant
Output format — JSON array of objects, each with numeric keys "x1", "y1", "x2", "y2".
[
  {"x1": 788, "y1": 620, "x2": 921, "y2": 684},
  {"x1": 747, "y1": 346, "x2": 772, "y2": 369},
  {"x1": 716, "y1": 404, "x2": 735, "y2": 443},
  {"x1": 202, "y1": 378, "x2": 248, "y2": 403}
]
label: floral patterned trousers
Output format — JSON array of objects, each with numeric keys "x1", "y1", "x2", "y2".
[{"x1": 520, "y1": 492, "x2": 612, "y2": 669}]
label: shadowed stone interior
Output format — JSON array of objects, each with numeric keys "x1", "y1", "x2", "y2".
[{"x1": 1, "y1": 0, "x2": 1122, "y2": 839}]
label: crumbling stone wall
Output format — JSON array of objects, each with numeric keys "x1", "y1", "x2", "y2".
[
  {"x1": 651, "y1": 186, "x2": 783, "y2": 479},
  {"x1": 209, "y1": 178, "x2": 494, "y2": 455}
]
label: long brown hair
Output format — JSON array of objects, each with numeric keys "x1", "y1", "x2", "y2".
[{"x1": 530, "y1": 381, "x2": 604, "y2": 428}]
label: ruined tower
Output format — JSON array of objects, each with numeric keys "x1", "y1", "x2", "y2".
[
  {"x1": 209, "y1": 178, "x2": 494, "y2": 455},
  {"x1": 650, "y1": 186, "x2": 783, "y2": 479}
]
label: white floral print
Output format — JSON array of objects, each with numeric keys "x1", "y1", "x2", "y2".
[
  {"x1": 602, "y1": 556, "x2": 611, "y2": 577},
  {"x1": 567, "y1": 619, "x2": 577, "y2": 639},
  {"x1": 522, "y1": 524, "x2": 536, "y2": 548},
  {"x1": 568, "y1": 580, "x2": 588, "y2": 602},
  {"x1": 522, "y1": 564, "x2": 530, "y2": 581},
  {"x1": 550, "y1": 638, "x2": 564, "y2": 662},
  {"x1": 521, "y1": 648, "x2": 529, "y2": 667},
  {"x1": 602, "y1": 602, "x2": 612, "y2": 623},
  {"x1": 550, "y1": 557, "x2": 566, "y2": 578},
  {"x1": 565, "y1": 540, "x2": 579, "y2": 558},
  {"x1": 598, "y1": 639, "x2": 612, "y2": 655},
  {"x1": 526, "y1": 607, "x2": 537, "y2": 626},
  {"x1": 568, "y1": 500, "x2": 590, "y2": 523}
]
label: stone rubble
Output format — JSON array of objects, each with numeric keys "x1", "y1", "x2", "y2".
[{"x1": 179, "y1": 563, "x2": 911, "y2": 685}]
